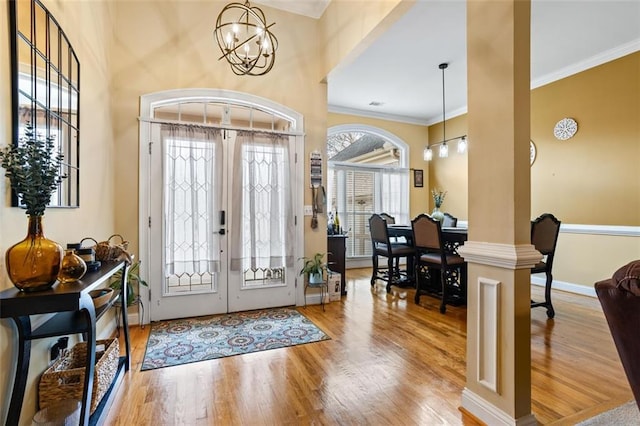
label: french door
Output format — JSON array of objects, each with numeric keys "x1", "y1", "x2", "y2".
[{"x1": 148, "y1": 124, "x2": 297, "y2": 321}]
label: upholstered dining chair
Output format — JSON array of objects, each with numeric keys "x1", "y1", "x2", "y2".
[
  {"x1": 442, "y1": 213, "x2": 458, "y2": 228},
  {"x1": 379, "y1": 213, "x2": 395, "y2": 224},
  {"x1": 379, "y1": 213, "x2": 408, "y2": 244},
  {"x1": 530, "y1": 213, "x2": 561, "y2": 318},
  {"x1": 412, "y1": 213, "x2": 467, "y2": 313},
  {"x1": 368, "y1": 214, "x2": 414, "y2": 293}
]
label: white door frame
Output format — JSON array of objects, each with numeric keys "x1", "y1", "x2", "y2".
[{"x1": 138, "y1": 88, "x2": 305, "y2": 324}]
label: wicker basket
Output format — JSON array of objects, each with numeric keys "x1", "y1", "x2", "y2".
[{"x1": 39, "y1": 338, "x2": 119, "y2": 414}]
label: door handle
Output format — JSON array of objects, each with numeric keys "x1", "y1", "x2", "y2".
[{"x1": 219, "y1": 229, "x2": 226, "y2": 235}]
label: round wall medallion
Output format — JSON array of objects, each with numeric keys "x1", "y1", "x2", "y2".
[
  {"x1": 553, "y1": 117, "x2": 578, "y2": 140},
  {"x1": 530, "y1": 140, "x2": 536, "y2": 165}
]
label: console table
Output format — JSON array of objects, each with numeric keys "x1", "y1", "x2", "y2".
[
  {"x1": 327, "y1": 234, "x2": 347, "y2": 295},
  {"x1": 0, "y1": 260, "x2": 131, "y2": 426}
]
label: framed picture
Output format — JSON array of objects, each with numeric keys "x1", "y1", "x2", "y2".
[{"x1": 413, "y1": 169, "x2": 424, "y2": 187}]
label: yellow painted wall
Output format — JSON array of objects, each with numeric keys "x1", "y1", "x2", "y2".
[
  {"x1": 531, "y1": 52, "x2": 640, "y2": 226},
  {"x1": 327, "y1": 112, "x2": 430, "y2": 218},
  {"x1": 427, "y1": 114, "x2": 468, "y2": 218},
  {"x1": 429, "y1": 52, "x2": 640, "y2": 226},
  {"x1": 428, "y1": 52, "x2": 640, "y2": 288},
  {"x1": 109, "y1": 1, "x2": 328, "y2": 260},
  {"x1": 0, "y1": 1, "x2": 118, "y2": 423}
]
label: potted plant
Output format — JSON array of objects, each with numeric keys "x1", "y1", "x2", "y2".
[
  {"x1": 299, "y1": 252, "x2": 327, "y2": 284},
  {"x1": 0, "y1": 123, "x2": 66, "y2": 291},
  {"x1": 109, "y1": 260, "x2": 148, "y2": 306}
]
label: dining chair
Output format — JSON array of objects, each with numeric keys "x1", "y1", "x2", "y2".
[
  {"x1": 530, "y1": 213, "x2": 561, "y2": 318},
  {"x1": 442, "y1": 213, "x2": 458, "y2": 227},
  {"x1": 411, "y1": 213, "x2": 467, "y2": 313},
  {"x1": 368, "y1": 214, "x2": 414, "y2": 293},
  {"x1": 379, "y1": 213, "x2": 395, "y2": 224},
  {"x1": 379, "y1": 213, "x2": 407, "y2": 244}
]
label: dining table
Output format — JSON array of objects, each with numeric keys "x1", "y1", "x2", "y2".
[
  {"x1": 387, "y1": 223, "x2": 469, "y2": 309},
  {"x1": 387, "y1": 224, "x2": 468, "y2": 254},
  {"x1": 386, "y1": 224, "x2": 468, "y2": 284}
]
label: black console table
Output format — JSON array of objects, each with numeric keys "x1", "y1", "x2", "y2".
[
  {"x1": 327, "y1": 234, "x2": 347, "y2": 295},
  {"x1": 0, "y1": 260, "x2": 131, "y2": 426}
]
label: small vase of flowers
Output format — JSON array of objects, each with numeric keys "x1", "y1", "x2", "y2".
[{"x1": 431, "y1": 189, "x2": 447, "y2": 222}]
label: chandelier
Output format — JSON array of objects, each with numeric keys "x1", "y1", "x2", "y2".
[
  {"x1": 214, "y1": 1, "x2": 278, "y2": 76},
  {"x1": 423, "y1": 63, "x2": 468, "y2": 161}
]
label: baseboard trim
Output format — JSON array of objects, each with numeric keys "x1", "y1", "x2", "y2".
[
  {"x1": 462, "y1": 388, "x2": 538, "y2": 426},
  {"x1": 531, "y1": 275, "x2": 596, "y2": 298}
]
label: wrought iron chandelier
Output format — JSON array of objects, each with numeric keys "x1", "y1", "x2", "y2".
[{"x1": 213, "y1": 1, "x2": 278, "y2": 76}]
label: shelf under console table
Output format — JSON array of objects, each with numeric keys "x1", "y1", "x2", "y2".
[{"x1": 0, "y1": 260, "x2": 132, "y2": 426}]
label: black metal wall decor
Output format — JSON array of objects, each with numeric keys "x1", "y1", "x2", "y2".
[{"x1": 8, "y1": 0, "x2": 80, "y2": 208}]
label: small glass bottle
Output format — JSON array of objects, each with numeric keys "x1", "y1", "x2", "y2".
[
  {"x1": 327, "y1": 212, "x2": 335, "y2": 235},
  {"x1": 58, "y1": 249, "x2": 88, "y2": 283},
  {"x1": 334, "y1": 210, "x2": 340, "y2": 234}
]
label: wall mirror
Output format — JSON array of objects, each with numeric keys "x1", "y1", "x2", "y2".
[{"x1": 9, "y1": 0, "x2": 80, "y2": 208}]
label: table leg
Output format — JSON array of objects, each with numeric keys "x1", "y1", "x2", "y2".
[
  {"x1": 6, "y1": 316, "x2": 32, "y2": 426},
  {"x1": 79, "y1": 294, "x2": 96, "y2": 426}
]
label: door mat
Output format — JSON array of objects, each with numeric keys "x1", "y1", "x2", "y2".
[{"x1": 141, "y1": 307, "x2": 330, "y2": 370}]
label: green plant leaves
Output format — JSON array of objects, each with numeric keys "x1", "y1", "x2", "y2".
[{"x1": 0, "y1": 123, "x2": 66, "y2": 216}]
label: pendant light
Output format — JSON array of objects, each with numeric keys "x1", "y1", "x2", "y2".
[
  {"x1": 438, "y1": 63, "x2": 449, "y2": 158},
  {"x1": 423, "y1": 62, "x2": 468, "y2": 161}
]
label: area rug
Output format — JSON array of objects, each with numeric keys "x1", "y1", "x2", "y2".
[
  {"x1": 141, "y1": 307, "x2": 330, "y2": 370},
  {"x1": 576, "y1": 401, "x2": 639, "y2": 425}
]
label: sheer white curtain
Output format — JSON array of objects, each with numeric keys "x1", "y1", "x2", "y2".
[
  {"x1": 376, "y1": 168, "x2": 410, "y2": 224},
  {"x1": 229, "y1": 131, "x2": 294, "y2": 272},
  {"x1": 162, "y1": 124, "x2": 222, "y2": 276}
]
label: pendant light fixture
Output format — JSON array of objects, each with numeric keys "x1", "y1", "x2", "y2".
[
  {"x1": 423, "y1": 62, "x2": 469, "y2": 161},
  {"x1": 214, "y1": 1, "x2": 278, "y2": 76},
  {"x1": 438, "y1": 63, "x2": 449, "y2": 158}
]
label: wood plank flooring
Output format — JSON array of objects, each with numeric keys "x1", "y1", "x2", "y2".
[{"x1": 105, "y1": 269, "x2": 632, "y2": 425}]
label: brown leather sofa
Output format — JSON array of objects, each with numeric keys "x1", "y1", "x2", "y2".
[{"x1": 595, "y1": 260, "x2": 640, "y2": 410}]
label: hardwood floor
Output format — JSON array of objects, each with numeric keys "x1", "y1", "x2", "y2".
[{"x1": 105, "y1": 269, "x2": 632, "y2": 425}]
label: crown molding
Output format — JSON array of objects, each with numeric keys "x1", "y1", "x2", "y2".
[
  {"x1": 532, "y1": 39, "x2": 640, "y2": 89},
  {"x1": 329, "y1": 40, "x2": 640, "y2": 126}
]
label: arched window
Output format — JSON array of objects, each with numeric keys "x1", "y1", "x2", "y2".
[{"x1": 327, "y1": 124, "x2": 410, "y2": 262}]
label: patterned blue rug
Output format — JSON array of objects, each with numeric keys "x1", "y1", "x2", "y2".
[{"x1": 141, "y1": 307, "x2": 330, "y2": 370}]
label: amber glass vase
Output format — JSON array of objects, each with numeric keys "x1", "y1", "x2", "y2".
[
  {"x1": 5, "y1": 215, "x2": 64, "y2": 292},
  {"x1": 58, "y1": 249, "x2": 87, "y2": 283}
]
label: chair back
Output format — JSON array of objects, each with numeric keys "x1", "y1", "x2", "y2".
[
  {"x1": 442, "y1": 213, "x2": 458, "y2": 227},
  {"x1": 411, "y1": 213, "x2": 442, "y2": 251},
  {"x1": 369, "y1": 214, "x2": 391, "y2": 248},
  {"x1": 380, "y1": 213, "x2": 396, "y2": 224},
  {"x1": 531, "y1": 213, "x2": 561, "y2": 256}
]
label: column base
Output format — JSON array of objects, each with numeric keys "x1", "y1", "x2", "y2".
[{"x1": 462, "y1": 388, "x2": 538, "y2": 426}]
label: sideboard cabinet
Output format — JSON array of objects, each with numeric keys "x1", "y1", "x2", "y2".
[{"x1": 327, "y1": 234, "x2": 347, "y2": 295}]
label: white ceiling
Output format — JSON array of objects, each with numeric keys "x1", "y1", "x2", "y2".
[
  {"x1": 321, "y1": 0, "x2": 640, "y2": 125},
  {"x1": 253, "y1": 0, "x2": 331, "y2": 19}
]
